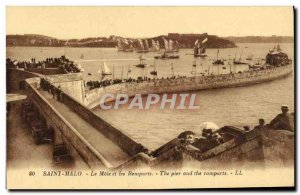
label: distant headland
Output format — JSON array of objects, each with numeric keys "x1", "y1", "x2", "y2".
[{"x1": 6, "y1": 33, "x2": 293, "y2": 48}]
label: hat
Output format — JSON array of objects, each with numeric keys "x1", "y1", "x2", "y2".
[
  {"x1": 177, "y1": 131, "x2": 195, "y2": 139},
  {"x1": 199, "y1": 122, "x2": 219, "y2": 132},
  {"x1": 281, "y1": 105, "x2": 289, "y2": 112}
]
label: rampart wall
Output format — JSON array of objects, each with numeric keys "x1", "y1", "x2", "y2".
[{"x1": 84, "y1": 65, "x2": 293, "y2": 109}]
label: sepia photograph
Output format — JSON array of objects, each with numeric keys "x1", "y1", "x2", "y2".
[{"x1": 5, "y1": 6, "x2": 295, "y2": 189}]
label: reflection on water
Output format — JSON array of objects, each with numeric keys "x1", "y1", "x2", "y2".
[{"x1": 7, "y1": 43, "x2": 294, "y2": 150}]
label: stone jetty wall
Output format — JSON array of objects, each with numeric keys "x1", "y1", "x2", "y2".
[
  {"x1": 85, "y1": 65, "x2": 293, "y2": 109},
  {"x1": 24, "y1": 77, "x2": 107, "y2": 168}
]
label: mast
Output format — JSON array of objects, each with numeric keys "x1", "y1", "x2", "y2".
[
  {"x1": 228, "y1": 55, "x2": 231, "y2": 73},
  {"x1": 112, "y1": 64, "x2": 115, "y2": 80},
  {"x1": 127, "y1": 65, "x2": 131, "y2": 79},
  {"x1": 234, "y1": 50, "x2": 237, "y2": 61},
  {"x1": 121, "y1": 65, "x2": 124, "y2": 80},
  {"x1": 240, "y1": 47, "x2": 245, "y2": 60},
  {"x1": 171, "y1": 63, "x2": 174, "y2": 77},
  {"x1": 164, "y1": 39, "x2": 169, "y2": 52},
  {"x1": 194, "y1": 61, "x2": 197, "y2": 79},
  {"x1": 200, "y1": 57, "x2": 203, "y2": 73}
]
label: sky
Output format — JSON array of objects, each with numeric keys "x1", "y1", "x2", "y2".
[{"x1": 6, "y1": 6, "x2": 294, "y2": 39}]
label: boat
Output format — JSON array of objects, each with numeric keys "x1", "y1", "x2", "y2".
[
  {"x1": 212, "y1": 60, "x2": 224, "y2": 65},
  {"x1": 154, "y1": 51, "x2": 179, "y2": 60},
  {"x1": 248, "y1": 58, "x2": 266, "y2": 69},
  {"x1": 154, "y1": 38, "x2": 179, "y2": 59},
  {"x1": 116, "y1": 39, "x2": 125, "y2": 52},
  {"x1": 233, "y1": 60, "x2": 248, "y2": 65},
  {"x1": 149, "y1": 39, "x2": 160, "y2": 52},
  {"x1": 88, "y1": 73, "x2": 92, "y2": 76},
  {"x1": 163, "y1": 39, "x2": 178, "y2": 53},
  {"x1": 135, "y1": 55, "x2": 146, "y2": 68},
  {"x1": 135, "y1": 39, "x2": 149, "y2": 53},
  {"x1": 212, "y1": 50, "x2": 224, "y2": 65},
  {"x1": 80, "y1": 54, "x2": 84, "y2": 59},
  {"x1": 249, "y1": 64, "x2": 264, "y2": 69},
  {"x1": 194, "y1": 38, "x2": 208, "y2": 58},
  {"x1": 117, "y1": 38, "x2": 134, "y2": 52},
  {"x1": 233, "y1": 49, "x2": 248, "y2": 65},
  {"x1": 173, "y1": 40, "x2": 180, "y2": 52},
  {"x1": 246, "y1": 53, "x2": 254, "y2": 61},
  {"x1": 77, "y1": 62, "x2": 84, "y2": 72},
  {"x1": 150, "y1": 60, "x2": 157, "y2": 76},
  {"x1": 98, "y1": 62, "x2": 112, "y2": 76}
]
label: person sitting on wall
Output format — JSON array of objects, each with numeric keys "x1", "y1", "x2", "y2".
[
  {"x1": 254, "y1": 118, "x2": 266, "y2": 130},
  {"x1": 192, "y1": 129, "x2": 221, "y2": 152},
  {"x1": 268, "y1": 105, "x2": 294, "y2": 132},
  {"x1": 212, "y1": 132, "x2": 225, "y2": 144},
  {"x1": 177, "y1": 131, "x2": 196, "y2": 146}
]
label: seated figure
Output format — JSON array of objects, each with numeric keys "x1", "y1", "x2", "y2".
[
  {"x1": 269, "y1": 105, "x2": 294, "y2": 132},
  {"x1": 193, "y1": 129, "x2": 221, "y2": 152}
]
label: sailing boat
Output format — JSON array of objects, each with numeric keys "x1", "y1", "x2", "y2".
[
  {"x1": 164, "y1": 39, "x2": 174, "y2": 53},
  {"x1": 154, "y1": 39, "x2": 179, "y2": 59},
  {"x1": 212, "y1": 50, "x2": 224, "y2": 65},
  {"x1": 150, "y1": 60, "x2": 157, "y2": 76},
  {"x1": 117, "y1": 39, "x2": 125, "y2": 52},
  {"x1": 98, "y1": 62, "x2": 112, "y2": 76},
  {"x1": 249, "y1": 58, "x2": 263, "y2": 69},
  {"x1": 135, "y1": 55, "x2": 146, "y2": 68},
  {"x1": 246, "y1": 53, "x2": 254, "y2": 61},
  {"x1": 125, "y1": 39, "x2": 134, "y2": 52},
  {"x1": 173, "y1": 40, "x2": 180, "y2": 52},
  {"x1": 80, "y1": 53, "x2": 84, "y2": 59},
  {"x1": 126, "y1": 65, "x2": 132, "y2": 79},
  {"x1": 77, "y1": 62, "x2": 84, "y2": 72},
  {"x1": 194, "y1": 38, "x2": 208, "y2": 57},
  {"x1": 233, "y1": 48, "x2": 248, "y2": 65},
  {"x1": 135, "y1": 39, "x2": 149, "y2": 53}
]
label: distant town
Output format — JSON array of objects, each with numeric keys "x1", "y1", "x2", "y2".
[{"x1": 6, "y1": 33, "x2": 293, "y2": 48}]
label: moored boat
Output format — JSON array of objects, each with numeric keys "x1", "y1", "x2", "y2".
[{"x1": 194, "y1": 38, "x2": 208, "y2": 58}]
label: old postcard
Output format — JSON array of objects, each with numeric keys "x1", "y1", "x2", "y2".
[{"x1": 6, "y1": 6, "x2": 295, "y2": 189}]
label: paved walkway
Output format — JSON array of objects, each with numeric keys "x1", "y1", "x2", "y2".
[
  {"x1": 7, "y1": 100, "x2": 88, "y2": 170},
  {"x1": 39, "y1": 90, "x2": 129, "y2": 167}
]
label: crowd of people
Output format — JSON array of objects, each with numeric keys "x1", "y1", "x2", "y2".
[
  {"x1": 40, "y1": 78, "x2": 63, "y2": 101},
  {"x1": 86, "y1": 75, "x2": 188, "y2": 90},
  {"x1": 175, "y1": 105, "x2": 294, "y2": 154},
  {"x1": 6, "y1": 56, "x2": 81, "y2": 73}
]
